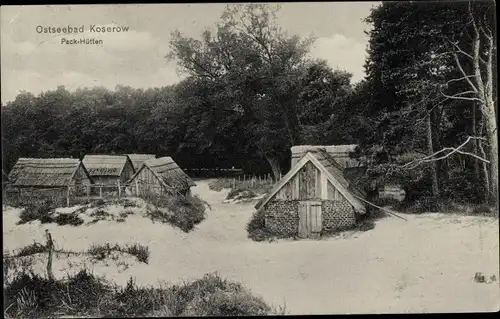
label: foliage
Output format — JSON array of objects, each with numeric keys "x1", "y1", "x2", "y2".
[
  {"x1": 17, "y1": 200, "x2": 55, "y2": 225},
  {"x1": 87, "y1": 242, "x2": 150, "y2": 264},
  {"x1": 246, "y1": 209, "x2": 276, "y2": 242},
  {"x1": 3, "y1": 269, "x2": 276, "y2": 318},
  {"x1": 14, "y1": 243, "x2": 46, "y2": 257},
  {"x1": 54, "y1": 213, "x2": 85, "y2": 226},
  {"x1": 359, "y1": 1, "x2": 496, "y2": 207},
  {"x1": 144, "y1": 192, "x2": 206, "y2": 232},
  {"x1": 226, "y1": 188, "x2": 256, "y2": 200}
]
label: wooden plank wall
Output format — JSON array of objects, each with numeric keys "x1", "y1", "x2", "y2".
[{"x1": 273, "y1": 160, "x2": 348, "y2": 202}]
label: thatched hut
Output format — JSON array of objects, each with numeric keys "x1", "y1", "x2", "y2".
[
  {"x1": 127, "y1": 154, "x2": 156, "y2": 171},
  {"x1": 7, "y1": 158, "x2": 93, "y2": 196},
  {"x1": 82, "y1": 155, "x2": 135, "y2": 186},
  {"x1": 255, "y1": 146, "x2": 367, "y2": 239},
  {"x1": 127, "y1": 156, "x2": 196, "y2": 197}
]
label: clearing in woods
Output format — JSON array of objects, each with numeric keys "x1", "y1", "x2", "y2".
[{"x1": 2, "y1": 180, "x2": 499, "y2": 314}]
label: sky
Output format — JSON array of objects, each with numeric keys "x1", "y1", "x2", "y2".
[{"x1": 1, "y1": 3, "x2": 379, "y2": 104}]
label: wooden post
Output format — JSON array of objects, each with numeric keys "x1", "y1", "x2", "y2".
[
  {"x1": 118, "y1": 181, "x2": 121, "y2": 199},
  {"x1": 135, "y1": 180, "x2": 139, "y2": 196},
  {"x1": 251, "y1": 177, "x2": 255, "y2": 188},
  {"x1": 66, "y1": 186, "x2": 70, "y2": 206},
  {"x1": 233, "y1": 178, "x2": 236, "y2": 189},
  {"x1": 45, "y1": 230, "x2": 54, "y2": 281},
  {"x1": 99, "y1": 184, "x2": 102, "y2": 198}
]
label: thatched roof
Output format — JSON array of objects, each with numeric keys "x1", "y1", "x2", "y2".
[
  {"x1": 313, "y1": 149, "x2": 366, "y2": 199},
  {"x1": 7, "y1": 158, "x2": 92, "y2": 187},
  {"x1": 82, "y1": 155, "x2": 132, "y2": 177},
  {"x1": 291, "y1": 145, "x2": 361, "y2": 168},
  {"x1": 129, "y1": 156, "x2": 195, "y2": 191},
  {"x1": 127, "y1": 154, "x2": 156, "y2": 171}
]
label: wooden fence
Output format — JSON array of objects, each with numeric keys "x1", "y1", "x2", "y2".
[{"x1": 4, "y1": 180, "x2": 184, "y2": 207}]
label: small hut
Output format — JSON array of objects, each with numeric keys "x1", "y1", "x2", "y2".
[
  {"x1": 82, "y1": 155, "x2": 135, "y2": 186},
  {"x1": 127, "y1": 154, "x2": 156, "y2": 171},
  {"x1": 127, "y1": 156, "x2": 196, "y2": 197},
  {"x1": 255, "y1": 146, "x2": 367, "y2": 239},
  {"x1": 7, "y1": 158, "x2": 93, "y2": 196}
]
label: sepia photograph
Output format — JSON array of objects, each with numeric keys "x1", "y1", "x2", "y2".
[{"x1": 1, "y1": 2, "x2": 498, "y2": 316}]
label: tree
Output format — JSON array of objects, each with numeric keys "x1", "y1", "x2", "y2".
[
  {"x1": 167, "y1": 3, "x2": 314, "y2": 179},
  {"x1": 363, "y1": 1, "x2": 496, "y2": 209}
]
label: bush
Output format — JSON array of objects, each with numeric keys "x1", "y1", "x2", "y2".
[
  {"x1": 4, "y1": 269, "x2": 113, "y2": 318},
  {"x1": 89, "y1": 198, "x2": 106, "y2": 208},
  {"x1": 144, "y1": 193, "x2": 206, "y2": 232},
  {"x1": 17, "y1": 199, "x2": 55, "y2": 225},
  {"x1": 55, "y1": 213, "x2": 84, "y2": 226},
  {"x1": 169, "y1": 273, "x2": 270, "y2": 316},
  {"x1": 15, "y1": 242, "x2": 46, "y2": 257},
  {"x1": 227, "y1": 188, "x2": 256, "y2": 200},
  {"x1": 87, "y1": 243, "x2": 150, "y2": 264},
  {"x1": 3, "y1": 269, "x2": 276, "y2": 318},
  {"x1": 246, "y1": 209, "x2": 274, "y2": 242},
  {"x1": 124, "y1": 243, "x2": 150, "y2": 264}
]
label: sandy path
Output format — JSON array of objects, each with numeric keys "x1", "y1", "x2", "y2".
[{"x1": 3, "y1": 180, "x2": 499, "y2": 314}]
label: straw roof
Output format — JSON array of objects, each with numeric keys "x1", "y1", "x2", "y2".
[
  {"x1": 8, "y1": 158, "x2": 91, "y2": 187},
  {"x1": 82, "y1": 155, "x2": 132, "y2": 177},
  {"x1": 127, "y1": 154, "x2": 156, "y2": 171},
  {"x1": 130, "y1": 156, "x2": 195, "y2": 191}
]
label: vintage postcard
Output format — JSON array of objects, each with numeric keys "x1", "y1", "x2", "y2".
[{"x1": 1, "y1": 2, "x2": 498, "y2": 316}]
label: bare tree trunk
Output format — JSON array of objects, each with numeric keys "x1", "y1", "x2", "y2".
[
  {"x1": 472, "y1": 102, "x2": 481, "y2": 180},
  {"x1": 426, "y1": 113, "x2": 440, "y2": 210},
  {"x1": 265, "y1": 155, "x2": 281, "y2": 181},
  {"x1": 485, "y1": 106, "x2": 499, "y2": 211}
]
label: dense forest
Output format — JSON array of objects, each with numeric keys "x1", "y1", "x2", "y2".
[{"x1": 1, "y1": 2, "x2": 497, "y2": 210}]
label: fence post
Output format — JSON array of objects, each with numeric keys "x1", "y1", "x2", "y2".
[
  {"x1": 66, "y1": 186, "x2": 70, "y2": 206},
  {"x1": 45, "y1": 230, "x2": 54, "y2": 281},
  {"x1": 118, "y1": 181, "x2": 121, "y2": 199},
  {"x1": 135, "y1": 180, "x2": 139, "y2": 196},
  {"x1": 99, "y1": 184, "x2": 103, "y2": 198},
  {"x1": 233, "y1": 178, "x2": 236, "y2": 189},
  {"x1": 251, "y1": 177, "x2": 255, "y2": 188}
]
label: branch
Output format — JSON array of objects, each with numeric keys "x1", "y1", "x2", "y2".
[
  {"x1": 452, "y1": 51, "x2": 478, "y2": 92},
  {"x1": 402, "y1": 136, "x2": 490, "y2": 169},
  {"x1": 440, "y1": 86, "x2": 483, "y2": 102},
  {"x1": 444, "y1": 75, "x2": 477, "y2": 86}
]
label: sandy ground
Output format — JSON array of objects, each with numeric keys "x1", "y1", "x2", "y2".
[{"x1": 3, "y1": 180, "x2": 499, "y2": 314}]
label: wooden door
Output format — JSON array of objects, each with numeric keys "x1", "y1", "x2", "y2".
[{"x1": 298, "y1": 201, "x2": 322, "y2": 238}]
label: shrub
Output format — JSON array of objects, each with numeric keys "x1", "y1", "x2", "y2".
[
  {"x1": 17, "y1": 199, "x2": 55, "y2": 225},
  {"x1": 124, "y1": 243, "x2": 150, "y2": 264},
  {"x1": 144, "y1": 193, "x2": 205, "y2": 232},
  {"x1": 89, "y1": 198, "x2": 106, "y2": 208},
  {"x1": 471, "y1": 203, "x2": 496, "y2": 217},
  {"x1": 87, "y1": 243, "x2": 150, "y2": 264},
  {"x1": 226, "y1": 188, "x2": 256, "y2": 200},
  {"x1": 55, "y1": 213, "x2": 84, "y2": 226},
  {"x1": 14, "y1": 242, "x2": 47, "y2": 257},
  {"x1": 246, "y1": 209, "x2": 274, "y2": 242},
  {"x1": 3, "y1": 269, "x2": 113, "y2": 318},
  {"x1": 3, "y1": 269, "x2": 275, "y2": 318},
  {"x1": 169, "y1": 273, "x2": 270, "y2": 316}
]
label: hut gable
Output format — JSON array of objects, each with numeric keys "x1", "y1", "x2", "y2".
[
  {"x1": 7, "y1": 158, "x2": 93, "y2": 187},
  {"x1": 82, "y1": 155, "x2": 134, "y2": 179},
  {"x1": 255, "y1": 151, "x2": 366, "y2": 214},
  {"x1": 291, "y1": 145, "x2": 361, "y2": 168},
  {"x1": 127, "y1": 154, "x2": 156, "y2": 171},
  {"x1": 128, "y1": 156, "x2": 196, "y2": 194}
]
